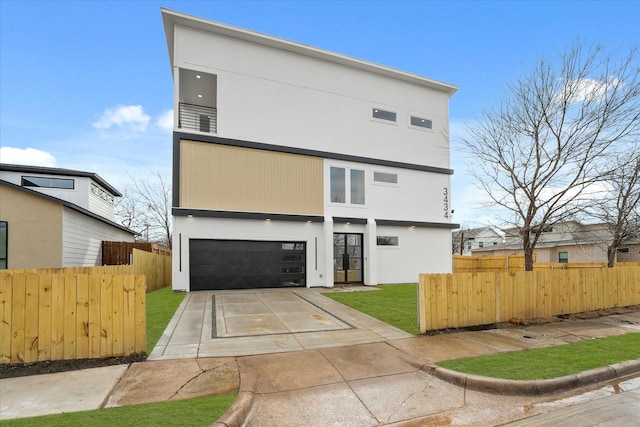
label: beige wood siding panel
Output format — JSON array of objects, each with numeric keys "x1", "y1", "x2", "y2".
[
  {"x1": 0, "y1": 185, "x2": 63, "y2": 268},
  {"x1": 180, "y1": 140, "x2": 323, "y2": 215}
]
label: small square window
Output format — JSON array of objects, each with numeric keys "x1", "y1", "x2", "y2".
[
  {"x1": 559, "y1": 252, "x2": 569, "y2": 263},
  {"x1": 410, "y1": 116, "x2": 432, "y2": 129},
  {"x1": 373, "y1": 108, "x2": 396, "y2": 122}
]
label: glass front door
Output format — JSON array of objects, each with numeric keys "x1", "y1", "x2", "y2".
[{"x1": 333, "y1": 233, "x2": 363, "y2": 284}]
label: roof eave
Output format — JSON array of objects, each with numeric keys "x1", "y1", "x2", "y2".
[{"x1": 160, "y1": 8, "x2": 458, "y2": 96}]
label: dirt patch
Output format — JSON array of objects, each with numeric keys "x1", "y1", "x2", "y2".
[
  {"x1": 0, "y1": 354, "x2": 147, "y2": 379},
  {"x1": 424, "y1": 305, "x2": 640, "y2": 336}
]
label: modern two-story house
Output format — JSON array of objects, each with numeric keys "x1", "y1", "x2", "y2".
[
  {"x1": 0, "y1": 163, "x2": 135, "y2": 269},
  {"x1": 162, "y1": 9, "x2": 459, "y2": 291}
]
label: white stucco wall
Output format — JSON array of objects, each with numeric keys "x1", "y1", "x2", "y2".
[{"x1": 172, "y1": 25, "x2": 453, "y2": 169}]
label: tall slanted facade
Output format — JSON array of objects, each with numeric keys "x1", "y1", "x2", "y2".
[{"x1": 162, "y1": 9, "x2": 459, "y2": 291}]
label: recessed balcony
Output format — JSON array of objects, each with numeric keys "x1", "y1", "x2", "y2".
[
  {"x1": 178, "y1": 102, "x2": 217, "y2": 134},
  {"x1": 178, "y1": 68, "x2": 217, "y2": 134}
]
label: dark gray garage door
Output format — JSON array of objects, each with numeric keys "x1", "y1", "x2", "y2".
[{"x1": 189, "y1": 239, "x2": 306, "y2": 290}]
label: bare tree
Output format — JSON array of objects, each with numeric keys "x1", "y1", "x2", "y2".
[
  {"x1": 588, "y1": 148, "x2": 640, "y2": 267},
  {"x1": 115, "y1": 171, "x2": 172, "y2": 247},
  {"x1": 462, "y1": 42, "x2": 640, "y2": 270}
]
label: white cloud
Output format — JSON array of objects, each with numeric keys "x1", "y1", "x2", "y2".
[
  {"x1": 156, "y1": 109, "x2": 174, "y2": 132},
  {"x1": 92, "y1": 105, "x2": 151, "y2": 133},
  {"x1": 0, "y1": 147, "x2": 56, "y2": 167}
]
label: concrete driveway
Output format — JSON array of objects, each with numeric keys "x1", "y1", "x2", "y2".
[{"x1": 148, "y1": 287, "x2": 411, "y2": 360}]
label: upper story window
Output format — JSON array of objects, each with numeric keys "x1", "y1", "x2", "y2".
[
  {"x1": 372, "y1": 108, "x2": 396, "y2": 122},
  {"x1": 410, "y1": 116, "x2": 433, "y2": 129},
  {"x1": 330, "y1": 166, "x2": 365, "y2": 205},
  {"x1": 373, "y1": 171, "x2": 398, "y2": 184},
  {"x1": 22, "y1": 176, "x2": 74, "y2": 190},
  {"x1": 91, "y1": 183, "x2": 114, "y2": 205}
]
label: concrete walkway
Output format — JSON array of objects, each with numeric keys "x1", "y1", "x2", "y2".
[{"x1": 1, "y1": 288, "x2": 639, "y2": 425}]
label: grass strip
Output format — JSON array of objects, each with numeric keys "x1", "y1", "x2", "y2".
[
  {"x1": 437, "y1": 333, "x2": 640, "y2": 380},
  {"x1": 146, "y1": 286, "x2": 186, "y2": 354},
  {"x1": 324, "y1": 284, "x2": 419, "y2": 334},
  {"x1": 0, "y1": 393, "x2": 237, "y2": 427}
]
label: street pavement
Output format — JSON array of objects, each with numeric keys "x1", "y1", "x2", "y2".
[{"x1": 1, "y1": 287, "x2": 639, "y2": 426}]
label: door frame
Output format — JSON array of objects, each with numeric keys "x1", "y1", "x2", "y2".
[{"x1": 333, "y1": 232, "x2": 364, "y2": 284}]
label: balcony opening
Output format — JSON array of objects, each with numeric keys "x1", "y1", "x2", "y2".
[{"x1": 178, "y1": 69, "x2": 217, "y2": 134}]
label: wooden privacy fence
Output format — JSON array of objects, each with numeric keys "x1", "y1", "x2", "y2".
[
  {"x1": 23, "y1": 249, "x2": 171, "y2": 293},
  {"x1": 453, "y1": 255, "x2": 528, "y2": 273},
  {"x1": 102, "y1": 241, "x2": 171, "y2": 265},
  {"x1": 418, "y1": 267, "x2": 640, "y2": 333},
  {"x1": 0, "y1": 272, "x2": 146, "y2": 364}
]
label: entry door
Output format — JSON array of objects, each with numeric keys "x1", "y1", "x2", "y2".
[{"x1": 333, "y1": 233, "x2": 363, "y2": 284}]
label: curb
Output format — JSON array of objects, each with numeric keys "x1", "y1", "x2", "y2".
[
  {"x1": 424, "y1": 358, "x2": 640, "y2": 395},
  {"x1": 210, "y1": 391, "x2": 255, "y2": 427}
]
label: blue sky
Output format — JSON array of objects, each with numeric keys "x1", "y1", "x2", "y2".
[{"x1": 1, "y1": 0, "x2": 638, "y2": 226}]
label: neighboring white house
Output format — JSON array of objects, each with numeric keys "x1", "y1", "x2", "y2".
[
  {"x1": 452, "y1": 227, "x2": 503, "y2": 255},
  {"x1": 0, "y1": 163, "x2": 135, "y2": 269},
  {"x1": 162, "y1": 9, "x2": 459, "y2": 291}
]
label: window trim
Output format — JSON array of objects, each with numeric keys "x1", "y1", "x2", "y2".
[
  {"x1": 22, "y1": 175, "x2": 75, "y2": 190},
  {"x1": 376, "y1": 236, "x2": 399, "y2": 247},
  {"x1": 329, "y1": 165, "x2": 366, "y2": 206},
  {"x1": 371, "y1": 107, "x2": 398, "y2": 125},
  {"x1": 409, "y1": 115, "x2": 433, "y2": 131},
  {"x1": 372, "y1": 171, "x2": 399, "y2": 186}
]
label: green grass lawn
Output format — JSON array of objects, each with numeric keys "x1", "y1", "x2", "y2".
[
  {"x1": 324, "y1": 284, "x2": 419, "y2": 334},
  {"x1": 0, "y1": 393, "x2": 237, "y2": 427},
  {"x1": 146, "y1": 286, "x2": 186, "y2": 354},
  {"x1": 437, "y1": 333, "x2": 640, "y2": 380}
]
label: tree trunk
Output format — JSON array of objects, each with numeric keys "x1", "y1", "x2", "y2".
[{"x1": 607, "y1": 246, "x2": 616, "y2": 268}]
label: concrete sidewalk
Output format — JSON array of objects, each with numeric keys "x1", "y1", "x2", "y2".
[{"x1": 1, "y1": 292, "x2": 639, "y2": 425}]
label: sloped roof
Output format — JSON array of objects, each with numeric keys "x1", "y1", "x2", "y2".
[
  {"x1": 0, "y1": 179, "x2": 136, "y2": 235},
  {"x1": 0, "y1": 163, "x2": 122, "y2": 197},
  {"x1": 161, "y1": 8, "x2": 458, "y2": 96}
]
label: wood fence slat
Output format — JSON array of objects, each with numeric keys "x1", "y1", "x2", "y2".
[
  {"x1": 76, "y1": 275, "x2": 90, "y2": 359},
  {"x1": 88, "y1": 275, "x2": 101, "y2": 359},
  {"x1": 112, "y1": 275, "x2": 124, "y2": 356},
  {"x1": 10, "y1": 273, "x2": 26, "y2": 363},
  {"x1": 134, "y1": 276, "x2": 146, "y2": 353},
  {"x1": 0, "y1": 273, "x2": 13, "y2": 363},
  {"x1": 63, "y1": 274, "x2": 77, "y2": 360},
  {"x1": 50, "y1": 274, "x2": 65, "y2": 361},
  {"x1": 37, "y1": 273, "x2": 51, "y2": 362},
  {"x1": 24, "y1": 274, "x2": 39, "y2": 363},
  {"x1": 100, "y1": 275, "x2": 114, "y2": 357}
]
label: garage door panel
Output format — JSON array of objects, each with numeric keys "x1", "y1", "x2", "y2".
[{"x1": 189, "y1": 239, "x2": 306, "y2": 290}]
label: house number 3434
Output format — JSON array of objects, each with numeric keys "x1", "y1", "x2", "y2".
[{"x1": 443, "y1": 188, "x2": 449, "y2": 218}]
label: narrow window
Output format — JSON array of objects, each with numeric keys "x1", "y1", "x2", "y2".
[
  {"x1": 558, "y1": 252, "x2": 569, "y2": 263},
  {"x1": 372, "y1": 108, "x2": 396, "y2": 122},
  {"x1": 377, "y1": 236, "x2": 399, "y2": 246},
  {"x1": 0, "y1": 222, "x2": 7, "y2": 269},
  {"x1": 22, "y1": 176, "x2": 74, "y2": 189},
  {"x1": 466, "y1": 241, "x2": 472, "y2": 250},
  {"x1": 330, "y1": 167, "x2": 346, "y2": 203},
  {"x1": 373, "y1": 172, "x2": 398, "y2": 184},
  {"x1": 350, "y1": 169, "x2": 365, "y2": 205},
  {"x1": 478, "y1": 242, "x2": 484, "y2": 248},
  {"x1": 617, "y1": 248, "x2": 629, "y2": 253},
  {"x1": 410, "y1": 116, "x2": 432, "y2": 129}
]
